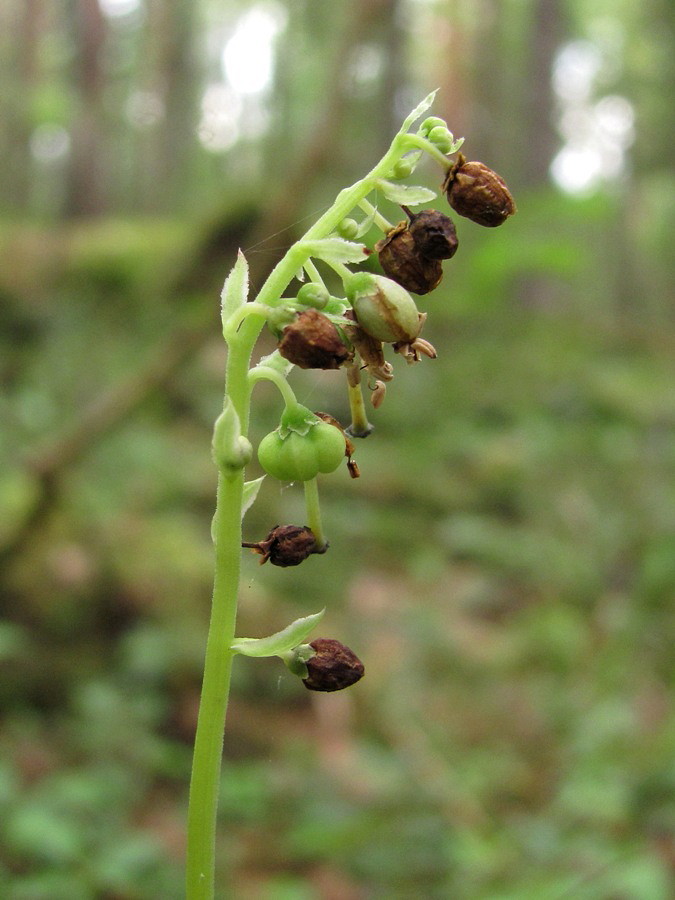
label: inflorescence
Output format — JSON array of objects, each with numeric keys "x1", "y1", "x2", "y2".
[{"x1": 224, "y1": 94, "x2": 516, "y2": 689}]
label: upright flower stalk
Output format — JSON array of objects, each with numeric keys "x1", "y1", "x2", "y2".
[{"x1": 186, "y1": 91, "x2": 515, "y2": 897}]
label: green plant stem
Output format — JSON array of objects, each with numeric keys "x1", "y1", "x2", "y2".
[
  {"x1": 358, "y1": 198, "x2": 393, "y2": 232},
  {"x1": 345, "y1": 364, "x2": 373, "y2": 438},
  {"x1": 403, "y1": 133, "x2": 454, "y2": 169},
  {"x1": 303, "y1": 259, "x2": 324, "y2": 285},
  {"x1": 186, "y1": 333, "x2": 259, "y2": 899},
  {"x1": 185, "y1": 469, "x2": 242, "y2": 898},
  {"x1": 223, "y1": 302, "x2": 270, "y2": 339},
  {"x1": 186, "y1": 124, "x2": 422, "y2": 899},
  {"x1": 248, "y1": 365, "x2": 298, "y2": 409},
  {"x1": 251, "y1": 131, "x2": 411, "y2": 312},
  {"x1": 304, "y1": 476, "x2": 327, "y2": 548},
  {"x1": 326, "y1": 259, "x2": 354, "y2": 286}
]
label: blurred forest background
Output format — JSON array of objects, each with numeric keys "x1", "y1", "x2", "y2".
[{"x1": 1, "y1": 0, "x2": 674, "y2": 897}]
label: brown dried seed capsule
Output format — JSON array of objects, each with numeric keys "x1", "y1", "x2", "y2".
[
  {"x1": 278, "y1": 308, "x2": 354, "y2": 370},
  {"x1": 443, "y1": 153, "x2": 516, "y2": 227},
  {"x1": 242, "y1": 524, "x2": 325, "y2": 567},
  {"x1": 407, "y1": 208, "x2": 459, "y2": 260},
  {"x1": 302, "y1": 638, "x2": 365, "y2": 692},
  {"x1": 375, "y1": 223, "x2": 443, "y2": 295}
]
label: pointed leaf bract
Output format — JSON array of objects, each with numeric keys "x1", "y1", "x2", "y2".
[
  {"x1": 302, "y1": 238, "x2": 369, "y2": 265},
  {"x1": 242, "y1": 476, "x2": 265, "y2": 520},
  {"x1": 376, "y1": 180, "x2": 437, "y2": 206},
  {"x1": 398, "y1": 90, "x2": 438, "y2": 135},
  {"x1": 231, "y1": 610, "x2": 325, "y2": 657},
  {"x1": 221, "y1": 250, "x2": 249, "y2": 327}
]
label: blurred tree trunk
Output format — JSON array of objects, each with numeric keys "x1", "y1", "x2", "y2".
[
  {"x1": 435, "y1": 1, "x2": 471, "y2": 148},
  {"x1": 618, "y1": 0, "x2": 675, "y2": 320},
  {"x1": 371, "y1": 0, "x2": 406, "y2": 152},
  {"x1": 516, "y1": 0, "x2": 570, "y2": 311},
  {"x1": 628, "y1": 0, "x2": 675, "y2": 174},
  {"x1": 439, "y1": 0, "x2": 570, "y2": 312},
  {"x1": 64, "y1": 0, "x2": 108, "y2": 217},
  {"x1": 463, "y1": 0, "x2": 568, "y2": 188},
  {"x1": 463, "y1": 0, "x2": 502, "y2": 165},
  {"x1": 255, "y1": 0, "x2": 407, "y2": 244},
  {"x1": 521, "y1": 0, "x2": 568, "y2": 187},
  {"x1": 145, "y1": 0, "x2": 198, "y2": 213},
  {"x1": 2, "y1": 0, "x2": 44, "y2": 212}
]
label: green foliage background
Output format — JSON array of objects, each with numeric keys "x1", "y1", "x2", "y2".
[{"x1": 1, "y1": 1, "x2": 674, "y2": 897}]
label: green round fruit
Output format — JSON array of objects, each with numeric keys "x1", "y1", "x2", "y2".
[
  {"x1": 427, "y1": 125, "x2": 454, "y2": 153},
  {"x1": 312, "y1": 421, "x2": 347, "y2": 472},
  {"x1": 296, "y1": 282, "x2": 330, "y2": 310},
  {"x1": 258, "y1": 420, "x2": 345, "y2": 482}
]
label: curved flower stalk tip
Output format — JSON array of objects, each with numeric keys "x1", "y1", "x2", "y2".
[{"x1": 186, "y1": 93, "x2": 516, "y2": 899}]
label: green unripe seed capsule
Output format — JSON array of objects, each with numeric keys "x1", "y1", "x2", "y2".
[
  {"x1": 258, "y1": 414, "x2": 346, "y2": 482},
  {"x1": 427, "y1": 125, "x2": 454, "y2": 154},
  {"x1": 346, "y1": 272, "x2": 422, "y2": 344},
  {"x1": 313, "y1": 422, "x2": 348, "y2": 471},
  {"x1": 336, "y1": 218, "x2": 359, "y2": 239},
  {"x1": 296, "y1": 282, "x2": 330, "y2": 309},
  {"x1": 392, "y1": 158, "x2": 413, "y2": 179},
  {"x1": 419, "y1": 116, "x2": 447, "y2": 136}
]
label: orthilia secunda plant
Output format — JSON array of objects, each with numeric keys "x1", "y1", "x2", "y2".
[{"x1": 186, "y1": 91, "x2": 515, "y2": 898}]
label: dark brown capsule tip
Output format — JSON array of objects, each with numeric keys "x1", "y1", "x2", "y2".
[
  {"x1": 278, "y1": 308, "x2": 354, "y2": 369},
  {"x1": 408, "y1": 209, "x2": 459, "y2": 260},
  {"x1": 443, "y1": 153, "x2": 516, "y2": 227},
  {"x1": 302, "y1": 638, "x2": 365, "y2": 692}
]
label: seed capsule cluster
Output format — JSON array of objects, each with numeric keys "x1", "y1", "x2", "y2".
[
  {"x1": 378, "y1": 157, "x2": 514, "y2": 297},
  {"x1": 237, "y1": 104, "x2": 515, "y2": 692},
  {"x1": 376, "y1": 207, "x2": 460, "y2": 295}
]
